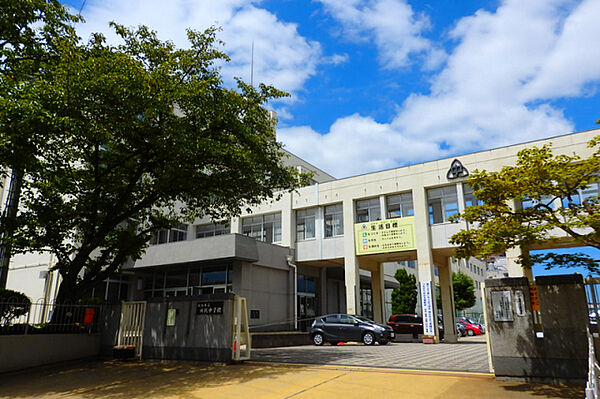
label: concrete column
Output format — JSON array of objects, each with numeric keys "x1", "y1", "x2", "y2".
[
  {"x1": 379, "y1": 195, "x2": 386, "y2": 220},
  {"x1": 506, "y1": 246, "x2": 533, "y2": 281},
  {"x1": 230, "y1": 217, "x2": 241, "y2": 234},
  {"x1": 438, "y1": 259, "x2": 458, "y2": 343},
  {"x1": 281, "y1": 192, "x2": 294, "y2": 247},
  {"x1": 371, "y1": 263, "x2": 385, "y2": 323},
  {"x1": 319, "y1": 267, "x2": 327, "y2": 316},
  {"x1": 456, "y1": 182, "x2": 465, "y2": 213},
  {"x1": 413, "y1": 185, "x2": 439, "y2": 342},
  {"x1": 316, "y1": 206, "x2": 324, "y2": 259},
  {"x1": 343, "y1": 199, "x2": 360, "y2": 315}
]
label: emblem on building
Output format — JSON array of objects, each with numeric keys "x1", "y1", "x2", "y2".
[{"x1": 446, "y1": 159, "x2": 469, "y2": 180}]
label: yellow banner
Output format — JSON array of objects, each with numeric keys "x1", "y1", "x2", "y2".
[{"x1": 354, "y1": 216, "x2": 416, "y2": 255}]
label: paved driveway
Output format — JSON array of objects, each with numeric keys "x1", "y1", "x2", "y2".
[{"x1": 252, "y1": 337, "x2": 489, "y2": 373}]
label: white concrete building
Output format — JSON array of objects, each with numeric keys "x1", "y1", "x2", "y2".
[{"x1": 3, "y1": 127, "x2": 599, "y2": 342}]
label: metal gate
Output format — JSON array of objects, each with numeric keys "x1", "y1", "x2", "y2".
[{"x1": 117, "y1": 301, "x2": 147, "y2": 359}]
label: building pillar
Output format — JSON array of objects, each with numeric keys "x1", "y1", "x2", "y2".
[
  {"x1": 506, "y1": 246, "x2": 533, "y2": 281},
  {"x1": 371, "y1": 263, "x2": 385, "y2": 323},
  {"x1": 413, "y1": 185, "x2": 439, "y2": 342},
  {"x1": 343, "y1": 199, "x2": 360, "y2": 315},
  {"x1": 319, "y1": 267, "x2": 327, "y2": 316},
  {"x1": 438, "y1": 259, "x2": 458, "y2": 343}
]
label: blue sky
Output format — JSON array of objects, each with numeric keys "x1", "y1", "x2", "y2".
[
  {"x1": 62, "y1": 0, "x2": 600, "y2": 178},
  {"x1": 62, "y1": 0, "x2": 599, "y2": 274}
]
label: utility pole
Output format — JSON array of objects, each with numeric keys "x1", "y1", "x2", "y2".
[{"x1": 0, "y1": 169, "x2": 23, "y2": 288}]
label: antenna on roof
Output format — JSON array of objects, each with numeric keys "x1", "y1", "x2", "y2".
[{"x1": 250, "y1": 40, "x2": 254, "y2": 87}]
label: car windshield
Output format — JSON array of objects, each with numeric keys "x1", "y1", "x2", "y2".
[{"x1": 354, "y1": 315, "x2": 376, "y2": 324}]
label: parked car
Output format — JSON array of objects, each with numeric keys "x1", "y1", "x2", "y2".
[
  {"x1": 456, "y1": 318, "x2": 483, "y2": 336},
  {"x1": 310, "y1": 314, "x2": 395, "y2": 345},
  {"x1": 387, "y1": 314, "x2": 444, "y2": 339},
  {"x1": 456, "y1": 316, "x2": 485, "y2": 334}
]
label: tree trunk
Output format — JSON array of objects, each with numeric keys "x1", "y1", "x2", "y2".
[{"x1": 0, "y1": 168, "x2": 23, "y2": 289}]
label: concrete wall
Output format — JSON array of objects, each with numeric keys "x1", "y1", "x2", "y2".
[
  {"x1": 485, "y1": 274, "x2": 588, "y2": 382},
  {"x1": 141, "y1": 293, "x2": 235, "y2": 362},
  {"x1": 235, "y1": 263, "x2": 292, "y2": 331},
  {"x1": 0, "y1": 334, "x2": 100, "y2": 373}
]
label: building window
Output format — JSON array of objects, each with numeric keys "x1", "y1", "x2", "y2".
[
  {"x1": 241, "y1": 213, "x2": 282, "y2": 243},
  {"x1": 386, "y1": 192, "x2": 414, "y2": 218},
  {"x1": 296, "y1": 208, "x2": 316, "y2": 241},
  {"x1": 356, "y1": 198, "x2": 380, "y2": 223},
  {"x1": 521, "y1": 195, "x2": 555, "y2": 210},
  {"x1": 149, "y1": 224, "x2": 188, "y2": 245},
  {"x1": 562, "y1": 181, "x2": 599, "y2": 208},
  {"x1": 427, "y1": 185, "x2": 458, "y2": 224},
  {"x1": 143, "y1": 265, "x2": 233, "y2": 298},
  {"x1": 195, "y1": 222, "x2": 230, "y2": 238},
  {"x1": 463, "y1": 184, "x2": 484, "y2": 208},
  {"x1": 325, "y1": 204, "x2": 344, "y2": 237}
]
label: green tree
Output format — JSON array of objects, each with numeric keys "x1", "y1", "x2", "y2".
[
  {"x1": 450, "y1": 137, "x2": 600, "y2": 271},
  {"x1": 391, "y1": 269, "x2": 418, "y2": 314},
  {"x1": 0, "y1": 3, "x2": 308, "y2": 302},
  {"x1": 452, "y1": 272, "x2": 476, "y2": 311},
  {"x1": 0, "y1": 289, "x2": 31, "y2": 325},
  {"x1": 0, "y1": 0, "x2": 81, "y2": 288}
]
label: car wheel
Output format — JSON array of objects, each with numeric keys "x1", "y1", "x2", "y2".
[
  {"x1": 378, "y1": 340, "x2": 389, "y2": 345},
  {"x1": 363, "y1": 332, "x2": 375, "y2": 345},
  {"x1": 313, "y1": 332, "x2": 324, "y2": 346},
  {"x1": 467, "y1": 329, "x2": 475, "y2": 336}
]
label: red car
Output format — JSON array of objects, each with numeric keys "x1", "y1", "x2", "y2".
[
  {"x1": 455, "y1": 318, "x2": 482, "y2": 336},
  {"x1": 387, "y1": 314, "x2": 444, "y2": 339}
]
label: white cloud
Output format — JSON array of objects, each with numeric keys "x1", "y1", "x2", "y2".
[
  {"x1": 279, "y1": 114, "x2": 440, "y2": 177},
  {"x1": 282, "y1": 0, "x2": 600, "y2": 178},
  {"x1": 317, "y1": 0, "x2": 443, "y2": 69},
  {"x1": 75, "y1": 0, "x2": 321, "y2": 96}
]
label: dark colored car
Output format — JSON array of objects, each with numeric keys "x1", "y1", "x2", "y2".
[
  {"x1": 456, "y1": 321, "x2": 467, "y2": 336},
  {"x1": 387, "y1": 314, "x2": 444, "y2": 339},
  {"x1": 310, "y1": 314, "x2": 395, "y2": 346},
  {"x1": 456, "y1": 318, "x2": 483, "y2": 336},
  {"x1": 456, "y1": 316, "x2": 486, "y2": 334}
]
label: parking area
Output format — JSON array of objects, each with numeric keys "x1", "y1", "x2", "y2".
[{"x1": 251, "y1": 335, "x2": 490, "y2": 373}]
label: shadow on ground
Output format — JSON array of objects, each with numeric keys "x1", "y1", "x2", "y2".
[
  {"x1": 0, "y1": 360, "x2": 304, "y2": 399},
  {"x1": 501, "y1": 382, "x2": 584, "y2": 398}
]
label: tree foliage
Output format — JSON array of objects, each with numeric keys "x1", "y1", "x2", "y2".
[
  {"x1": 0, "y1": 1, "x2": 309, "y2": 302},
  {"x1": 391, "y1": 268, "x2": 418, "y2": 315},
  {"x1": 0, "y1": 289, "x2": 31, "y2": 325},
  {"x1": 450, "y1": 137, "x2": 600, "y2": 270},
  {"x1": 452, "y1": 272, "x2": 476, "y2": 311}
]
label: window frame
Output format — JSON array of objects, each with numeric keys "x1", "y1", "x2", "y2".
[
  {"x1": 356, "y1": 198, "x2": 381, "y2": 223},
  {"x1": 296, "y1": 208, "x2": 316, "y2": 241},
  {"x1": 324, "y1": 203, "x2": 344, "y2": 238}
]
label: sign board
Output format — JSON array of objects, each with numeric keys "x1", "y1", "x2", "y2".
[
  {"x1": 196, "y1": 301, "x2": 224, "y2": 315},
  {"x1": 166, "y1": 308, "x2": 177, "y2": 326},
  {"x1": 491, "y1": 291, "x2": 514, "y2": 321},
  {"x1": 529, "y1": 286, "x2": 540, "y2": 311},
  {"x1": 514, "y1": 290, "x2": 526, "y2": 317},
  {"x1": 420, "y1": 281, "x2": 435, "y2": 336},
  {"x1": 354, "y1": 216, "x2": 416, "y2": 255}
]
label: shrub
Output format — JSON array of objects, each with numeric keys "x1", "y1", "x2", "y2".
[{"x1": 0, "y1": 289, "x2": 31, "y2": 325}]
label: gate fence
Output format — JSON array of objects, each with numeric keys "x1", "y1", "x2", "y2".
[{"x1": 0, "y1": 299, "x2": 101, "y2": 334}]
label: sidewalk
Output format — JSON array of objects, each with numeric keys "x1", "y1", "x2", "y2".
[{"x1": 0, "y1": 360, "x2": 583, "y2": 399}]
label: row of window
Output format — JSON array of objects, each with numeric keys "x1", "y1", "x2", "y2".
[
  {"x1": 150, "y1": 181, "x2": 600, "y2": 245},
  {"x1": 143, "y1": 264, "x2": 233, "y2": 298}
]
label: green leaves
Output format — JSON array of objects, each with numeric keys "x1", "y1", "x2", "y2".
[
  {"x1": 452, "y1": 272, "x2": 476, "y2": 311},
  {"x1": 450, "y1": 135, "x2": 600, "y2": 272},
  {"x1": 391, "y1": 269, "x2": 418, "y2": 314},
  {"x1": 0, "y1": 2, "x2": 308, "y2": 301}
]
